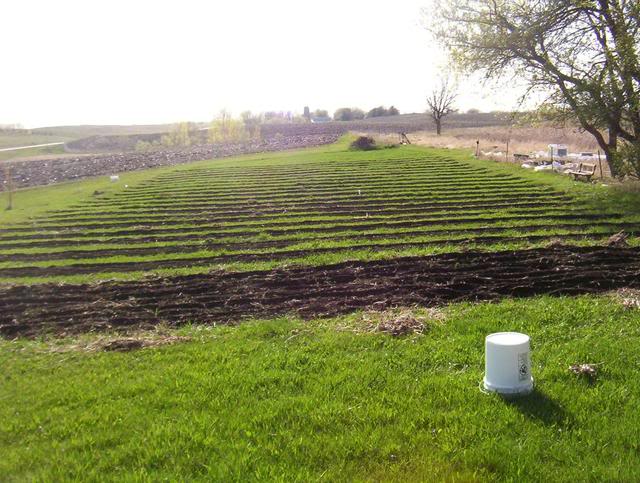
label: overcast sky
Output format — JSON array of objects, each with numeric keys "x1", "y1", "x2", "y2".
[{"x1": 2, "y1": 0, "x2": 524, "y2": 128}]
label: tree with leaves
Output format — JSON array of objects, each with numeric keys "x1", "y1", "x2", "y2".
[
  {"x1": 429, "y1": 0, "x2": 640, "y2": 177},
  {"x1": 333, "y1": 107, "x2": 366, "y2": 121},
  {"x1": 426, "y1": 78, "x2": 457, "y2": 135},
  {"x1": 240, "y1": 111, "x2": 262, "y2": 139},
  {"x1": 208, "y1": 110, "x2": 247, "y2": 143},
  {"x1": 160, "y1": 122, "x2": 195, "y2": 147},
  {"x1": 367, "y1": 106, "x2": 387, "y2": 118}
]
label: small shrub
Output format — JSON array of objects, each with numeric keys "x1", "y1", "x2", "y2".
[
  {"x1": 350, "y1": 136, "x2": 377, "y2": 151},
  {"x1": 616, "y1": 141, "x2": 640, "y2": 179},
  {"x1": 135, "y1": 140, "x2": 153, "y2": 152}
]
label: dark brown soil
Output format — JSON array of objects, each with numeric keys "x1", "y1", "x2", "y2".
[{"x1": 2, "y1": 245, "x2": 639, "y2": 338}]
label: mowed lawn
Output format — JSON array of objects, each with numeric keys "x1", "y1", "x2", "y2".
[
  {"x1": 2, "y1": 296, "x2": 640, "y2": 481},
  {"x1": 1, "y1": 138, "x2": 639, "y2": 285}
]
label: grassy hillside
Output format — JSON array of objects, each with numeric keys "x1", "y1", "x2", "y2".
[
  {"x1": 2, "y1": 295, "x2": 640, "y2": 480},
  {"x1": 0, "y1": 124, "x2": 202, "y2": 161}
]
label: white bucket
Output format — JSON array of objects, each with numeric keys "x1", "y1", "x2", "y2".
[
  {"x1": 483, "y1": 332, "x2": 533, "y2": 395},
  {"x1": 110, "y1": 175, "x2": 120, "y2": 182}
]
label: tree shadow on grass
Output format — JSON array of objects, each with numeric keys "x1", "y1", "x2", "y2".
[{"x1": 503, "y1": 389, "x2": 572, "y2": 427}]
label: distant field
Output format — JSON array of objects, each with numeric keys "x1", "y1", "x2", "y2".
[
  {"x1": 0, "y1": 132, "x2": 71, "y2": 149},
  {"x1": 0, "y1": 124, "x2": 177, "y2": 150},
  {"x1": 0, "y1": 124, "x2": 203, "y2": 160},
  {"x1": 1, "y1": 138, "x2": 638, "y2": 287},
  {"x1": 30, "y1": 123, "x2": 197, "y2": 138},
  {"x1": 59, "y1": 113, "x2": 505, "y2": 153},
  {"x1": 0, "y1": 132, "x2": 72, "y2": 153},
  {"x1": 0, "y1": 143, "x2": 67, "y2": 162}
]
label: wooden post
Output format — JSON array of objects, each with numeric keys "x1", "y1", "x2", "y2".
[
  {"x1": 4, "y1": 164, "x2": 13, "y2": 211},
  {"x1": 505, "y1": 124, "x2": 513, "y2": 162},
  {"x1": 475, "y1": 140, "x2": 480, "y2": 157},
  {"x1": 597, "y1": 150, "x2": 604, "y2": 179}
]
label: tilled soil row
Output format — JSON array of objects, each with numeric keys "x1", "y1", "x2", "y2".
[
  {"x1": 4, "y1": 204, "x2": 590, "y2": 233},
  {"x1": 0, "y1": 232, "x2": 626, "y2": 278},
  {"x1": 147, "y1": 160, "x2": 480, "y2": 175},
  {"x1": 138, "y1": 163, "x2": 492, "y2": 179},
  {"x1": 26, "y1": 199, "x2": 576, "y2": 227},
  {"x1": 145, "y1": 157, "x2": 468, "y2": 178},
  {"x1": 76, "y1": 193, "x2": 564, "y2": 216},
  {"x1": 0, "y1": 212, "x2": 617, "y2": 242},
  {"x1": 0, "y1": 216, "x2": 597, "y2": 250},
  {"x1": 0, "y1": 222, "x2": 635, "y2": 262},
  {"x1": 128, "y1": 168, "x2": 499, "y2": 189},
  {"x1": 110, "y1": 176, "x2": 532, "y2": 198},
  {"x1": 1, "y1": 246, "x2": 638, "y2": 338},
  {"x1": 42, "y1": 197, "x2": 574, "y2": 221},
  {"x1": 102, "y1": 181, "x2": 537, "y2": 205},
  {"x1": 86, "y1": 186, "x2": 559, "y2": 208}
]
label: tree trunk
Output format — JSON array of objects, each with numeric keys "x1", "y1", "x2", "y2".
[
  {"x1": 592, "y1": 126, "x2": 619, "y2": 178},
  {"x1": 606, "y1": 127, "x2": 619, "y2": 178},
  {"x1": 436, "y1": 119, "x2": 442, "y2": 136}
]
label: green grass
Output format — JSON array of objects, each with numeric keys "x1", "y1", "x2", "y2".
[{"x1": 2, "y1": 295, "x2": 640, "y2": 481}]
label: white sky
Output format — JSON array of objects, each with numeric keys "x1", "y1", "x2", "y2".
[{"x1": 2, "y1": 0, "x2": 524, "y2": 128}]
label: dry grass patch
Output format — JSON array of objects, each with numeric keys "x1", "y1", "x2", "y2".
[
  {"x1": 40, "y1": 328, "x2": 192, "y2": 353},
  {"x1": 408, "y1": 125, "x2": 599, "y2": 154},
  {"x1": 327, "y1": 307, "x2": 446, "y2": 336},
  {"x1": 607, "y1": 231, "x2": 629, "y2": 248},
  {"x1": 366, "y1": 125, "x2": 611, "y2": 177},
  {"x1": 614, "y1": 288, "x2": 640, "y2": 310},
  {"x1": 569, "y1": 363, "x2": 600, "y2": 381}
]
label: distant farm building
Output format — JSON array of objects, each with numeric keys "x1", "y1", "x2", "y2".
[{"x1": 311, "y1": 116, "x2": 332, "y2": 123}]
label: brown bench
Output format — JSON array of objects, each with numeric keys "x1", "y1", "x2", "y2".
[{"x1": 566, "y1": 162, "x2": 596, "y2": 181}]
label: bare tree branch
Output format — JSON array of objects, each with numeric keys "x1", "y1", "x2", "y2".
[{"x1": 426, "y1": 77, "x2": 458, "y2": 135}]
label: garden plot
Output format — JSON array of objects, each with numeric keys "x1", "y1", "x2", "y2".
[{"x1": 0, "y1": 147, "x2": 639, "y2": 285}]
